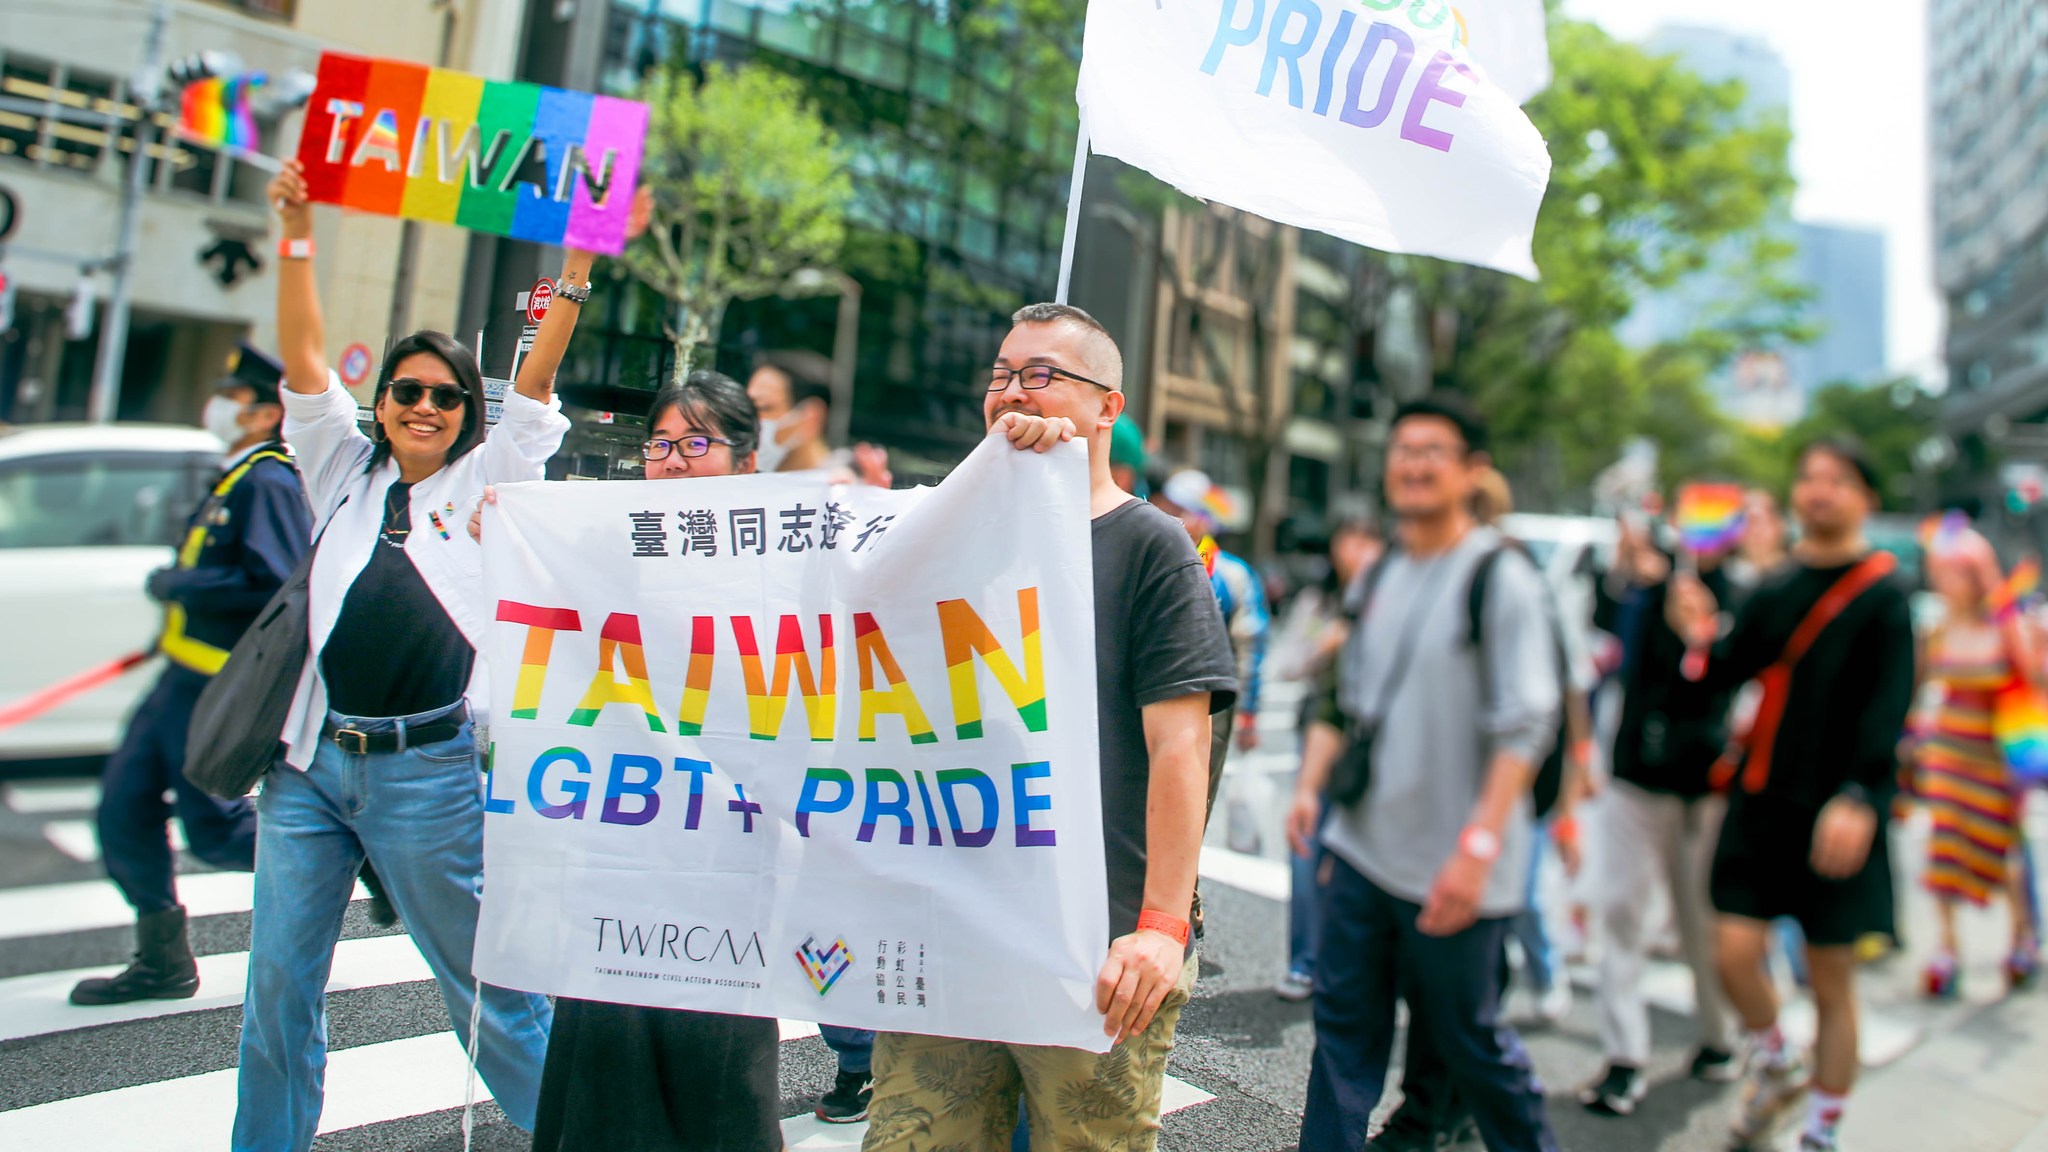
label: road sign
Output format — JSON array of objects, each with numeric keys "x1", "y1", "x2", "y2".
[
  {"x1": 338, "y1": 342, "x2": 373, "y2": 386},
  {"x1": 483, "y1": 377, "x2": 509, "y2": 402},
  {"x1": 527, "y1": 279, "x2": 554, "y2": 325},
  {"x1": 517, "y1": 324, "x2": 538, "y2": 353}
]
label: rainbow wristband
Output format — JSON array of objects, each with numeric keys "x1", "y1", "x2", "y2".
[{"x1": 1136, "y1": 910, "x2": 1190, "y2": 947}]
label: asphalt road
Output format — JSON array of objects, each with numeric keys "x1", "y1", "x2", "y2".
[{"x1": 0, "y1": 694, "x2": 2036, "y2": 1151}]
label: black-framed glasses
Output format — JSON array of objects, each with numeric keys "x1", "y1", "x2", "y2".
[
  {"x1": 642, "y1": 435, "x2": 736, "y2": 461},
  {"x1": 387, "y1": 379, "x2": 467, "y2": 411},
  {"x1": 987, "y1": 364, "x2": 1111, "y2": 392}
]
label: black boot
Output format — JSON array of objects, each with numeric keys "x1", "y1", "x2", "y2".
[{"x1": 70, "y1": 905, "x2": 200, "y2": 1005}]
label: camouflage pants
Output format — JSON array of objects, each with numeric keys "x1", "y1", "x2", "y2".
[{"x1": 861, "y1": 952, "x2": 1200, "y2": 1152}]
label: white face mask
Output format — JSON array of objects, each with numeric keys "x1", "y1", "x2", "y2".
[
  {"x1": 202, "y1": 396, "x2": 247, "y2": 447},
  {"x1": 754, "y1": 410, "x2": 800, "y2": 473}
]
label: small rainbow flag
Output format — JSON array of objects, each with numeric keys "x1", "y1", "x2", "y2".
[
  {"x1": 178, "y1": 73, "x2": 268, "y2": 157},
  {"x1": 1993, "y1": 678, "x2": 2048, "y2": 785},
  {"x1": 1674, "y1": 483, "x2": 1746, "y2": 554}
]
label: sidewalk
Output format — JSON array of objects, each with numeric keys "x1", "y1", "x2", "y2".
[{"x1": 1843, "y1": 987, "x2": 2048, "y2": 1152}]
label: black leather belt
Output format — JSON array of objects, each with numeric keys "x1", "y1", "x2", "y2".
[{"x1": 328, "y1": 704, "x2": 468, "y2": 755}]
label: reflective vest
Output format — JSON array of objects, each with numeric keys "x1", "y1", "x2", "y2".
[{"x1": 160, "y1": 449, "x2": 296, "y2": 675}]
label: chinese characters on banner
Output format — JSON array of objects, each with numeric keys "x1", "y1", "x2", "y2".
[{"x1": 473, "y1": 436, "x2": 1112, "y2": 1050}]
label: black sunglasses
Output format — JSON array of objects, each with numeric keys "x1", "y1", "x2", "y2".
[
  {"x1": 387, "y1": 379, "x2": 467, "y2": 411},
  {"x1": 643, "y1": 435, "x2": 736, "y2": 461}
]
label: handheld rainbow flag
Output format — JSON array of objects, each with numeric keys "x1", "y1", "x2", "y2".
[
  {"x1": 295, "y1": 52, "x2": 649, "y2": 255},
  {"x1": 1920, "y1": 510, "x2": 1970, "y2": 554},
  {"x1": 1673, "y1": 483, "x2": 1746, "y2": 554},
  {"x1": 176, "y1": 73, "x2": 283, "y2": 171}
]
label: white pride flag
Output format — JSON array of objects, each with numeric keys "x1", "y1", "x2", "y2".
[
  {"x1": 1078, "y1": 0, "x2": 1553, "y2": 278},
  {"x1": 473, "y1": 437, "x2": 1112, "y2": 1051}
]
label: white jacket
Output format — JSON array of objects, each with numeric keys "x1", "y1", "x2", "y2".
[{"x1": 277, "y1": 376, "x2": 570, "y2": 770}]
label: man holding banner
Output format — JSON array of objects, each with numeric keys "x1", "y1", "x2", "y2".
[{"x1": 859, "y1": 304, "x2": 1237, "y2": 1152}]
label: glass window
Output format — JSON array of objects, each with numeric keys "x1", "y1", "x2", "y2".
[
  {"x1": 0, "y1": 454, "x2": 199, "y2": 549},
  {"x1": 917, "y1": 21, "x2": 956, "y2": 59},
  {"x1": 963, "y1": 168, "x2": 998, "y2": 215},
  {"x1": 0, "y1": 59, "x2": 55, "y2": 163},
  {"x1": 912, "y1": 61, "x2": 952, "y2": 103},
  {"x1": 839, "y1": 30, "x2": 908, "y2": 87},
  {"x1": 168, "y1": 142, "x2": 219, "y2": 199},
  {"x1": 849, "y1": 0, "x2": 913, "y2": 38},
  {"x1": 660, "y1": 0, "x2": 709, "y2": 22},
  {"x1": 709, "y1": 0, "x2": 754, "y2": 35},
  {"x1": 960, "y1": 214, "x2": 997, "y2": 261},
  {"x1": 758, "y1": 10, "x2": 826, "y2": 60}
]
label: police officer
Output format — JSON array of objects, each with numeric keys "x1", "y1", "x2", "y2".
[{"x1": 72, "y1": 344, "x2": 312, "y2": 1006}]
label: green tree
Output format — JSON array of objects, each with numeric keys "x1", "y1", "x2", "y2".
[
  {"x1": 1415, "y1": 15, "x2": 1809, "y2": 506},
  {"x1": 626, "y1": 63, "x2": 854, "y2": 381}
]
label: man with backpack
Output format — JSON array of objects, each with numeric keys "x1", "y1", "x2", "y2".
[{"x1": 1288, "y1": 394, "x2": 1561, "y2": 1152}]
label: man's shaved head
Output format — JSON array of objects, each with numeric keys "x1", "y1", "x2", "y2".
[{"x1": 1010, "y1": 302, "x2": 1124, "y2": 392}]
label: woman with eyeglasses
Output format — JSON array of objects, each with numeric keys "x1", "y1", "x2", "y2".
[
  {"x1": 525, "y1": 370, "x2": 783, "y2": 1152},
  {"x1": 232, "y1": 160, "x2": 650, "y2": 1152}
]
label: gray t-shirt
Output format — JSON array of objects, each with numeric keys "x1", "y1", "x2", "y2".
[{"x1": 1322, "y1": 526, "x2": 1560, "y2": 917}]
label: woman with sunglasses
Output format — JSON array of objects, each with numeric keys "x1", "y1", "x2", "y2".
[
  {"x1": 232, "y1": 160, "x2": 649, "y2": 1152},
  {"x1": 525, "y1": 370, "x2": 783, "y2": 1152}
]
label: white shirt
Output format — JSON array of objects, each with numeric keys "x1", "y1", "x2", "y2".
[{"x1": 276, "y1": 375, "x2": 570, "y2": 770}]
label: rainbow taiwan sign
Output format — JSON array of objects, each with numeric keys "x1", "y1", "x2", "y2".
[{"x1": 295, "y1": 52, "x2": 649, "y2": 255}]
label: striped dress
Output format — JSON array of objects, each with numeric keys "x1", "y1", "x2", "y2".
[{"x1": 1918, "y1": 620, "x2": 2023, "y2": 905}]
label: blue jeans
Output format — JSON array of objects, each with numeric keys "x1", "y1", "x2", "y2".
[
  {"x1": 233, "y1": 706, "x2": 553, "y2": 1151},
  {"x1": 821, "y1": 1024, "x2": 875, "y2": 1075},
  {"x1": 1506, "y1": 825, "x2": 1555, "y2": 993},
  {"x1": 1288, "y1": 789, "x2": 1327, "y2": 978},
  {"x1": 1301, "y1": 856, "x2": 1557, "y2": 1152}
]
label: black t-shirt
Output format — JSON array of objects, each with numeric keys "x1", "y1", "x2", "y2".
[
  {"x1": 1694, "y1": 558, "x2": 1917, "y2": 813},
  {"x1": 1091, "y1": 500, "x2": 1238, "y2": 950},
  {"x1": 320, "y1": 481, "x2": 474, "y2": 719},
  {"x1": 1605, "y1": 564, "x2": 1741, "y2": 796}
]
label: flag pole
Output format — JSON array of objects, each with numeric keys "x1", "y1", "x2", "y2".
[{"x1": 1054, "y1": 115, "x2": 1091, "y2": 304}]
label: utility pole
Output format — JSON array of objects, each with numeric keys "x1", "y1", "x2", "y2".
[{"x1": 87, "y1": 0, "x2": 170, "y2": 423}]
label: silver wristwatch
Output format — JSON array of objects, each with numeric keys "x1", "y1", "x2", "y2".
[{"x1": 556, "y1": 279, "x2": 593, "y2": 304}]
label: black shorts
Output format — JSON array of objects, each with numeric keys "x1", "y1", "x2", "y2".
[{"x1": 1709, "y1": 793, "x2": 1896, "y2": 948}]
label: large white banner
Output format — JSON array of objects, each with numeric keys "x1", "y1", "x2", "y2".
[
  {"x1": 473, "y1": 437, "x2": 1112, "y2": 1050},
  {"x1": 1078, "y1": 0, "x2": 1554, "y2": 279},
  {"x1": 1457, "y1": 0, "x2": 1551, "y2": 106}
]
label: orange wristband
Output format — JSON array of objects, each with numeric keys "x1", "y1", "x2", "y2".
[
  {"x1": 1136, "y1": 910, "x2": 1190, "y2": 946},
  {"x1": 1551, "y1": 815, "x2": 1580, "y2": 844}
]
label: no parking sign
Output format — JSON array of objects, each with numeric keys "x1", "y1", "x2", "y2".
[{"x1": 339, "y1": 343, "x2": 373, "y2": 387}]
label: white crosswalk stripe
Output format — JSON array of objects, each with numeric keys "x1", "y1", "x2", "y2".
[{"x1": 0, "y1": 785, "x2": 1223, "y2": 1150}]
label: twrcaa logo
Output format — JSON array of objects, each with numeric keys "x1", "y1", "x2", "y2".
[
  {"x1": 592, "y1": 916, "x2": 766, "y2": 967},
  {"x1": 794, "y1": 934, "x2": 853, "y2": 996}
]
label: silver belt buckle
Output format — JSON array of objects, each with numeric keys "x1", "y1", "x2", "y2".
[{"x1": 334, "y1": 728, "x2": 370, "y2": 755}]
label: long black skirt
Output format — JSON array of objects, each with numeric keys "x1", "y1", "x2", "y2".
[{"x1": 529, "y1": 997, "x2": 781, "y2": 1152}]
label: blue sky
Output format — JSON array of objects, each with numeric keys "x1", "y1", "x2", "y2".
[{"x1": 1562, "y1": 0, "x2": 1939, "y2": 381}]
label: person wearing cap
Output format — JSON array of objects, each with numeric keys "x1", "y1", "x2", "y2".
[{"x1": 70, "y1": 343, "x2": 312, "y2": 1007}]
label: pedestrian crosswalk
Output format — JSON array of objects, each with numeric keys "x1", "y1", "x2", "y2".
[{"x1": 0, "y1": 778, "x2": 1223, "y2": 1151}]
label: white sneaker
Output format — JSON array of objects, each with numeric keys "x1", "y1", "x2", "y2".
[
  {"x1": 1730, "y1": 1052, "x2": 1809, "y2": 1148},
  {"x1": 1274, "y1": 970, "x2": 1314, "y2": 1001},
  {"x1": 1535, "y1": 981, "x2": 1573, "y2": 1026}
]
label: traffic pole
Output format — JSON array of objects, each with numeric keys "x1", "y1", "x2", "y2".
[{"x1": 87, "y1": 0, "x2": 170, "y2": 423}]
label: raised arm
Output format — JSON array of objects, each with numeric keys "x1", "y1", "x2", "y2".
[
  {"x1": 513, "y1": 186, "x2": 655, "y2": 403},
  {"x1": 267, "y1": 161, "x2": 328, "y2": 396}
]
